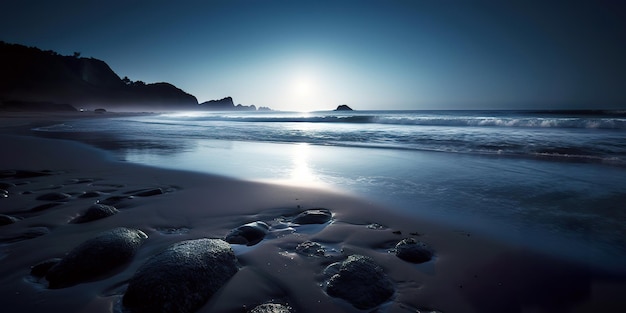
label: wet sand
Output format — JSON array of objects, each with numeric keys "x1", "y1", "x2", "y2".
[{"x1": 1, "y1": 114, "x2": 626, "y2": 312}]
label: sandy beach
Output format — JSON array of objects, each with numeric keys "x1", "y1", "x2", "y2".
[{"x1": 1, "y1": 114, "x2": 626, "y2": 313}]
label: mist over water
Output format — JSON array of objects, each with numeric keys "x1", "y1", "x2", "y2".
[{"x1": 35, "y1": 110, "x2": 626, "y2": 271}]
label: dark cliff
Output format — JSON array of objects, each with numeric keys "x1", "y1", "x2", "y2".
[{"x1": 0, "y1": 42, "x2": 198, "y2": 111}]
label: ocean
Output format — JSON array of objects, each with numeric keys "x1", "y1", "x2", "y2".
[{"x1": 35, "y1": 110, "x2": 626, "y2": 272}]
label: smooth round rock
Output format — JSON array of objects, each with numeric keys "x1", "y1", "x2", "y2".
[
  {"x1": 292, "y1": 208, "x2": 332, "y2": 224},
  {"x1": 394, "y1": 238, "x2": 433, "y2": 263},
  {"x1": 45, "y1": 227, "x2": 147, "y2": 288},
  {"x1": 0, "y1": 214, "x2": 20, "y2": 226},
  {"x1": 1, "y1": 227, "x2": 50, "y2": 243},
  {"x1": 325, "y1": 255, "x2": 394, "y2": 310},
  {"x1": 249, "y1": 303, "x2": 292, "y2": 313},
  {"x1": 71, "y1": 204, "x2": 119, "y2": 224},
  {"x1": 36, "y1": 192, "x2": 71, "y2": 201},
  {"x1": 122, "y1": 238, "x2": 239, "y2": 313},
  {"x1": 29, "y1": 202, "x2": 62, "y2": 212},
  {"x1": 224, "y1": 221, "x2": 269, "y2": 246},
  {"x1": 23, "y1": 227, "x2": 50, "y2": 238},
  {"x1": 78, "y1": 191, "x2": 105, "y2": 198},
  {"x1": 30, "y1": 258, "x2": 62, "y2": 277}
]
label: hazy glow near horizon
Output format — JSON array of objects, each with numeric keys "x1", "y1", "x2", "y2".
[{"x1": 1, "y1": 0, "x2": 625, "y2": 110}]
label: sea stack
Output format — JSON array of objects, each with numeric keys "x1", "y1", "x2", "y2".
[{"x1": 334, "y1": 104, "x2": 353, "y2": 111}]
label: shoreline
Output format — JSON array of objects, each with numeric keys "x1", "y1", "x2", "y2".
[{"x1": 1, "y1": 114, "x2": 626, "y2": 312}]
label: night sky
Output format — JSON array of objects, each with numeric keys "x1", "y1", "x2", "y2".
[{"x1": 2, "y1": 0, "x2": 625, "y2": 111}]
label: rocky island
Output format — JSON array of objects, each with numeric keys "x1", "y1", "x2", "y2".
[
  {"x1": 199, "y1": 97, "x2": 270, "y2": 111},
  {"x1": 334, "y1": 104, "x2": 353, "y2": 111}
]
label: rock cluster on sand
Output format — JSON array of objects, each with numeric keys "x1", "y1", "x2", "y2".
[
  {"x1": 292, "y1": 208, "x2": 332, "y2": 224},
  {"x1": 71, "y1": 204, "x2": 119, "y2": 224},
  {"x1": 325, "y1": 255, "x2": 394, "y2": 309},
  {"x1": 122, "y1": 238, "x2": 239, "y2": 313},
  {"x1": 45, "y1": 227, "x2": 147, "y2": 288},
  {"x1": 295, "y1": 241, "x2": 326, "y2": 257},
  {"x1": 394, "y1": 238, "x2": 433, "y2": 263},
  {"x1": 224, "y1": 221, "x2": 270, "y2": 246},
  {"x1": 249, "y1": 303, "x2": 293, "y2": 313}
]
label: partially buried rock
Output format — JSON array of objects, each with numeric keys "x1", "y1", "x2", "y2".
[
  {"x1": 36, "y1": 192, "x2": 71, "y2": 201},
  {"x1": 45, "y1": 227, "x2": 147, "y2": 288},
  {"x1": 0, "y1": 214, "x2": 20, "y2": 226},
  {"x1": 0, "y1": 226, "x2": 49, "y2": 243},
  {"x1": 131, "y1": 188, "x2": 164, "y2": 197},
  {"x1": 71, "y1": 204, "x2": 119, "y2": 224},
  {"x1": 29, "y1": 202, "x2": 62, "y2": 212},
  {"x1": 98, "y1": 195, "x2": 131, "y2": 205},
  {"x1": 293, "y1": 208, "x2": 332, "y2": 224},
  {"x1": 295, "y1": 241, "x2": 326, "y2": 257},
  {"x1": 325, "y1": 255, "x2": 394, "y2": 310},
  {"x1": 224, "y1": 221, "x2": 269, "y2": 246},
  {"x1": 30, "y1": 258, "x2": 62, "y2": 277},
  {"x1": 394, "y1": 238, "x2": 433, "y2": 264},
  {"x1": 0, "y1": 182, "x2": 15, "y2": 189},
  {"x1": 78, "y1": 191, "x2": 105, "y2": 198},
  {"x1": 0, "y1": 170, "x2": 51, "y2": 179},
  {"x1": 249, "y1": 303, "x2": 292, "y2": 313},
  {"x1": 122, "y1": 238, "x2": 239, "y2": 313}
]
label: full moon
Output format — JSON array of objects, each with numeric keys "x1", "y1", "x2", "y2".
[{"x1": 293, "y1": 76, "x2": 314, "y2": 97}]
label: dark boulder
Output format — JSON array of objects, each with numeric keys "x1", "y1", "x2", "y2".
[
  {"x1": 249, "y1": 303, "x2": 292, "y2": 313},
  {"x1": 394, "y1": 238, "x2": 433, "y2": 263},
  {"x1": 122, "y1": 238, "x2": 239, "y2": 313},
  {"x1": 0, "y1": 182, "x2": 16, "y2": 189},
  {"x1": 0, "y1": 226, "x2": 50, "y2": 243},
  {"x1": 30, "y1": 258, "x2": 62, "y2": 277},
  {"x1": 78, "y1": 191, "x2": 105, "y2": 198},
  {"x1": 29, "y1": 202, "x2": 63, "y2": 212},
  {"x1": 131, "y1": 188, "x2": 164, "y2": 197},
  {"x1": 325, "y1": 255, "x2": 394, "y2": 309},
  {"x1": 293, "y1": 208, "x2": 332, "y2": 225},
  {"x1": 0, "y1": 214, "x2": 20, "y2": 226},
  {"x1": 45, "y1": 227, "x2": 147, "y2": 288},
  {"x1": 36, "y1": 192, "x2": 71, "y2": 201},
  {"x1": 71, "y1": 204, "x2": 119, "y2": 224},
  {"x1": 224, "y1": 221, "x2": 269, "y2": 246}
]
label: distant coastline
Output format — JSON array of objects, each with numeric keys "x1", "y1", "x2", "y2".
[{"x1": 0, "y1": 41, "x2": 270, "y2": 113}]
